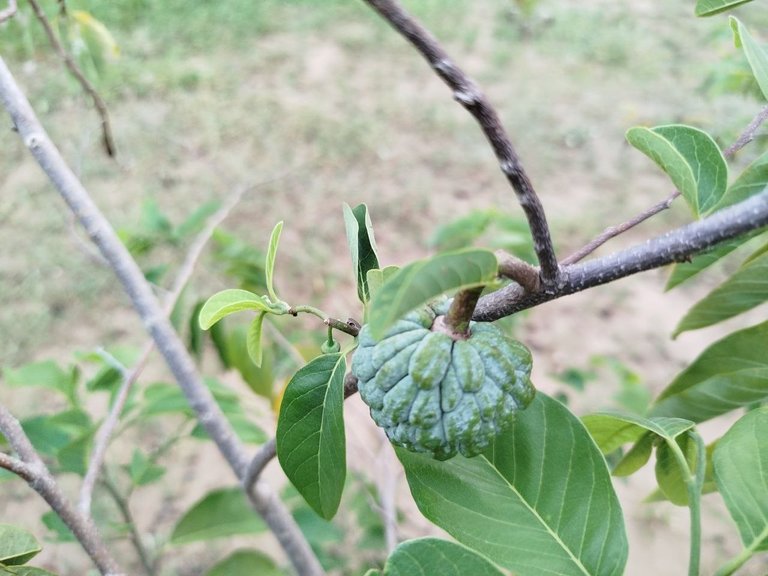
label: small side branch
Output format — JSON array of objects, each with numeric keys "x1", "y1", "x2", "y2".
[
  {"x1": 474, "y1": 190, "x2": 768, "y2": 320},
  {"x1": 79, "y1": 186, "x2": 248, "y2": 515},
  {"x1": 0, "y1": 404, "x2": 124, "y2": 576},
  {"x1": 27, "y1": 0, "x2": 116, "y2": 156},
  {"x1": 361, "y1": 0, "x2": 559, "y2": 285},
  {"x1": 724, "y1": 104, "x2": 768, "y2": 157},
  {"x1": 0, "y1": 0, "x2": 17, "y2": 23}
]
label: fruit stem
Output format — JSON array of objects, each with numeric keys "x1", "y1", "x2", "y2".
[{"x1": 444, "y1": 287, "x2": 484, "y2": 337}]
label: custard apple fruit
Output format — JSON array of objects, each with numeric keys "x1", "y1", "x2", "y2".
[{"x1": 351, "y1": 301, "x2": 535, "y2": 460}]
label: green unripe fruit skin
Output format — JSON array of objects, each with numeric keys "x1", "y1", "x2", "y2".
[{"x1": 351, "y1": 302, "x2": 535, "y2": 460}]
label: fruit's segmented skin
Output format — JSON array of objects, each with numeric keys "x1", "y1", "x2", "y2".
[{"x1": 351, "y1": 301, "x2": 535, "y2": 460}]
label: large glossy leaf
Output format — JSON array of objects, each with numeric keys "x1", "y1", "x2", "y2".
[
  {"x1": 626, "y1": 125, "x2": 727, "y2": 216},
  {"x1": 205, "y1": 549, "x2": 284, "y2": 576},
  {"x1": 0, "y1": 525, "x2": 41, "y2": 565},
  {"x1": 383, "y1": 538, "x2": 504, "y2": 576},
  {"x1": 265, "y1": 221, "x2": 283, "y2": 302},
  {"x1": 714, "y1": 407, "x2": 768, "y2": 555},
  {"x1": 674, "y1": 251, "x2": 768, "y2": 335},
  {"x1": 398, "y1": 394, "x2": 627, "y2": 576},
  {"x1": 170, "y1": 488, "x2": 266, "y2": 545},
  {"x1": 343, "y1": 203, "x2": 381, "y2": 303},
  {"x1": 367, "y1": 249, "x2": 498, "y2": 340},
  {"x1": 696, "y1": 0, "x2": 755, "y2": 16},
  {"x1": 731, "y1": 18, "x2": 768, "y2": 101},
  {"x1": 651, "y1": 320, "x2": 768, "y2": 422},
  {"x1": 276, "y1": 354, "x2": 346, "y2": 520}
]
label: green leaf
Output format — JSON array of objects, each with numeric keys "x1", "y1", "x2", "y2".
[
  {"x1": 0, "y1": 526, "x2": 41, "y2": 566},
  {"x1": 227, "y1": 325, "x2": 274, "y2": 399},
  {"x1": 696, "y1": 0, "x2": 755, "y2": 16},
  {"x1": 398, "y1": 394, "x2": 627, "y2": 576},
  {"x1": 714, "y1": 407, "x2": 768, "y2": 555},
  {"x1": 343, "y1": 203, "x2": 381, "y2": 303},
  {"x1": 383, "y1": 538, "x2": 504, "y2": 576},
  {"x1": 718, "y1": 150, "x2": 768, "y2": 210},
  {"x1": 265, "y1": 221, "x2": 283, "y2": 302},
  {"x1": 655, "y1": 433, "x2": 699, "y2": 506},
  {"x1": 246, "y1": 312, "x2": 267, "y2": 368},
  {"x1": 41, "y1": 512, "x2": 75, "y2": 543},
  {"x1": 205, "y1": 549, "x2": 284, "y2": 576},
  {"x1": 365, "y1": 266, "x2": 400, "y2": 302},
  {"x1": 20, "y1": 410, "x2": 92, "y2": 458},
  {"x1": 170, "y1": 488, "x2": 266, "y2": 545},
  {"x1": 367, "y1": 249, "x2": 498, "y2": 340},
  {"x1": 650, "y1": 320, "x2": 768, "y2": 422},
  {"x1": 582, "y1": 412, "x2": 694, "y2": 454},
  {"x1": 198, "y1": 289, "x2": 274, "y2": 330},
  {"x1": 192, "y1": 411, "x2": 267, "y2": 445},
  {"x1": 174, "y1": 200, "x2": 220, "y2": 239},
  {"x1": 626, "y1": 125, "x2": 727, "y2": 216},
  {"x1": 276, "y1": 354, "x2": 347, "y2": 520},
  {"x1": 57, "y1": 430, "x2": 94, "y2": 476},
  {"x1": 731, "y1": 18, "x2": 768, "y2": 101},
  {"x1": 0, "y1": 566, "x2": 58, "y2": 575},
  {"x1": 612, "y1": 433, "x2": 655, "y2": 477},
  {"x1": 673, "y1": 251, "x2": 768, "y2": 335},
  {"x1": 428, "y1": 209, "x2": 495, "y2": 251},
  {"x1": 363, "y1": 571, "x2": 382, "y2": 576},
  {"x1": 3, "y1": 361, "x2": 77, "y2": 404},
  {"x1": 128, "y1": 449, "x2": 166, "y2": 486}
]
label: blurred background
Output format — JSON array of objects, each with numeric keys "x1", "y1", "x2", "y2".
[{"x1": 1, "y1": 1, "x2": 767, "y2": 574}]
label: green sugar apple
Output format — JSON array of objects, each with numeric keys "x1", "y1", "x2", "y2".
[{"x1": 351, "y1": 300, "x2": 535, "y2": 460}]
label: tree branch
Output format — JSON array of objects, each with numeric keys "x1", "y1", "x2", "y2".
[
  {"x1": 0, "y1": 57, "x2": 323, "y2": 576},
  {"x1": 474, "y1": 190, "x2": 768, "y2": 321},
  {"x1": 79, "y1": 185, "x2": 248, "y2": 515},
  {"x1": 0, "y1": 404, "x2": 124, "y2": 575},
  {"x1": 563, "y1": 104, "x2": 768, "y2": 264},
  {"x1": 0, "y1": 0, "x2": 17, "y2": 23},
  {"x1": 361, "y1": 0, "x2": 559, "y2": 285},
  {"x1": 27, "y1": 0, "x2": 116, "y2": 156}
]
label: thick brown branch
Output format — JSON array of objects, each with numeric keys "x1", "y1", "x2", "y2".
[
  {"x1": 443, "y1": 287, "x2": 484, "y2": 337},
  {"x1": 0, "y1": 57, "x2": 323, "y2": 576},
  {"x1": 474, "y1": 190, "x2": 768, "y2": 320},
  {"x1": 0, "y1": 0, "x2": 17, "y2": 23},
  {"x1": 27, "y1": 0, "x2": 116, "y2": 156},
  {"x1": 361, "y1": 0, "x2": 559, "y2": 285},
  {"x1": 496, "y1": 250, "x2": 541, "y2": 292}
]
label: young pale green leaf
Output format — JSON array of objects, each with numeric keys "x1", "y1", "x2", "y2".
[
  {"x1": 367, "y1": 249, "x2": 498, "y2": 340},
  {"x1": 246, "y1": 312, "x2": 267, "y2": 368},
  {"x1": 363, "y1": 571, "x2": 382, "y2": 576},
  {"x1": 170, "y1": 488, "x2": 266, "y2": 545},
  {"x1": 0, "y1": 567, "x2": 58, "y2": 576},
  {"x1": 398, "y1": 394, "x2": 627, "y2": 576},
  {"x1": 365, "y1": 266, "x2": 400, "y2": 302},
  {"x1": 204, "y1": 549, "x2": 284, "y2": 576},
  {"x1": 265, "y1": 221, "x2": 283, "y2": 302},
  {"x1": 343, "y1": 203, "x2": 381, "y2": 303},
  {"x1": 714, "y1": 407, "x2": 768, "y2": 559},
  {"x1": 731, "y1": 18, "x2": 768, "y2": 101},
  {"x1": 383, "y1": 538, "x2": 504, "y2": 576},
  {"x1": 276, "y1": 354, "x2": 347, "y2": 520},
  {"x1": 128, "y1": 449, "x2": 166, "y2": 486},
  {"x1": 673, "y1": 251, "x2": 768, "y2": 336},
  {"x1": 651, "y1": 320, "x2": 768, "y2": 422},
  {"x1": 428, "y1": 209, "x2": 495, "y2": 252},
  {"x1": 198, "y1": 289, "x2": 273, "y2": 330},
  {"x1": 696, "y1": 0, "x2": 755, "y2": 16},
  {"x1": 0, "y1": 525, "x2": 41, "y2": 565},
  {"x1": 626, "y1": 125, "x2": 727, "y2": 216}
]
